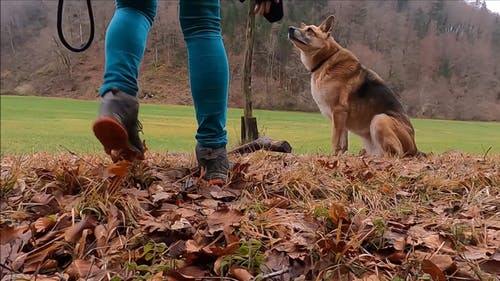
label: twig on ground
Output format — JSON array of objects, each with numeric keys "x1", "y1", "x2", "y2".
[
  {"x1": 482, "y1": 146, "x2": 492, "y2": 160},
  {"x1": 253, "y1": 268, "x2": 289, "y2": 280},
  {"x1": 229, "y1": 136, "x2": 292, "y2": 154}
]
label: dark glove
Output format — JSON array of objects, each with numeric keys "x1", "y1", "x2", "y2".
[
  {"x1": 239, "y1": 0, "x2": 283, "y2": 23},
  {"x1": 263, "y1": 1, "x2": 283, "y2": 23}
]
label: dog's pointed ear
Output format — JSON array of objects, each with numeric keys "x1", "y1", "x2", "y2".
[
  {"x1": 319, "y1": 15, "x2": 335, "y2": 33},
  {"x1": 300, "y1": 22, "x2": 306, "y2": 28}
]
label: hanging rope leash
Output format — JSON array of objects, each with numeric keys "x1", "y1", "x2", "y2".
[{"x1": 57, "y1": 0, "x2": 94, "y2": 52}]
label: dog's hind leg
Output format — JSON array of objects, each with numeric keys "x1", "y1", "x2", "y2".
[
  {"x1": 394, "y1": 120, "x2": 418, "y2": 156},
  {"x1": 370, "y1": 114, "x2": 403, "y2": 157}
]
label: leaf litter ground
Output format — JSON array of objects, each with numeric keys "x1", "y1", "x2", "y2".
[{"x1": 1, "y1": 151, "x2": 499, "y2": 281}]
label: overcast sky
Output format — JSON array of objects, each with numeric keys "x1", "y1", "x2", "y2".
[{"x1": 485, "y1": 0, "x2": 500, "y2": 13}]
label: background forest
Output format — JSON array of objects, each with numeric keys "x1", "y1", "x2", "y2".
[{"x1": 1, "y1": 0, "x2": 499, "y2": 121}]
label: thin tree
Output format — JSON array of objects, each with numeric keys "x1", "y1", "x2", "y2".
[{"x1": 241, "y1": 0, "x2": 259, "y2": 144}]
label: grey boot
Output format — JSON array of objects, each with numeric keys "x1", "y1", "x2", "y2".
[
  {"x1": 93, "y1": 88, "x2": 144, "y2": 161},
  {"x1": 195, "y1": 144, "x2": 229, "y2": 182}
]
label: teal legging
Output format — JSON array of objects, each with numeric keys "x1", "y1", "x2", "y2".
[{"x1": 100, "y1": 0, "x2": 229, "y2": 148}]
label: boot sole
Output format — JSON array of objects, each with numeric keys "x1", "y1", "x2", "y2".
[{"x1": 93, "y1": 117, "x2": 143, "y2": 161}]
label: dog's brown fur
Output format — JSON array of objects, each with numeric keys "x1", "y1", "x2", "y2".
[{"x1": 288, "y1": 15, "x2": 418, "y2": 157}]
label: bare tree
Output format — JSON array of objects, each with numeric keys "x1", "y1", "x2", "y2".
[{"x1": 52, "y1": 36, "x2": 73, "y2": 78}]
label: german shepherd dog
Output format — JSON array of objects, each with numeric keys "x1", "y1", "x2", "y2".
[{"x1": 288, "y1": 15, "x2": 418, "y2": 157}]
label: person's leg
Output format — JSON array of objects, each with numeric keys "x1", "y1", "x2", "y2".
[
  {"x1": 93, "y1": 0, "x2": 157, "y2": 162},
  {"x1": 179, "y1": 0, "x2": 230, "y2": 181},
  {"x1": 100, "y1": 0, "x2": 156, "y2": 96}
]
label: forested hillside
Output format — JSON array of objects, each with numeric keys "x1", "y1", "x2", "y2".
[{"x1": 1, "y1": 0, "x2": 499, "y2": 120}]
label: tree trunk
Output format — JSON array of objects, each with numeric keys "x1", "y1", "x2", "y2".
[
  {"x1": 79, "y1": 5, "x2": 83, "y2": 44},
  {"x1": 154, "y1": 46, "x2": 158, "y2": 68},
  {"x1": 241, "y1": 0, "x2": 259, "y2": 144},
  {"x1": 8, "y1": 20, "x2": 16, "y2": 55}
]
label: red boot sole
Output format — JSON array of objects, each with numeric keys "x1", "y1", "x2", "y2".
[{"x1": 93, "y1": 117, "x2": 142, "y2": 161}]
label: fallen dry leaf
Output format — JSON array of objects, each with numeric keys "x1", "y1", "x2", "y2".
[
  {"x1": 422, "y1": 259, "x2": 446, "y2": 281},
  {"x1": 66, "y1": 259, "x2": 96, "y2": 278},
  {"x1": 460, "y1": 205, "x2": 481, "y2": 218},
  {"x1": 229, "y1": 266, "x2": 254, "y2": 281},
  {"x1": 462, "y1": 245, "x2": 491, "y2": 260},
  {"x1": 317, "y1": 159, "x2": 339, "y2": 169},
  {"x1": 490, "y1": 248, "x2": 500, "y2": 261},
  {"x1": 4, "y1": 274, "x2": 61, "y2": 281},
  {"x1": 94, "y1": 224, "x2": 108, "y2": 256},
  {"x1": 381, "y1": 183, "x2": 394, "y2": 195},
  {"x1": 262, "y1": 197, "x2": 290, "y2": 208},
  {"x1": 33, "y1": 216, "x2": 56, "y2": 233},
  {"x1": 210, "y1": 189, "x2": 237, "y2": 200},
  {"x1": 407, "y1": 226, "x2": 443, "y2": 250},
  {"x1": 148, "y1": 271, "x2": 164, "y2": 281},
  {"x1": 0, "y1": 225, "x2": 29, "y2": 244},
  {"x1": 386, "y1": 251, "x2": 406, "y2": 263},
  {"x1": 106, "y1": 160, "x2": 130, "y2": 177},
  {"x1": 64, "y1": 215, "x2": 97, "y2": 243},
  {"x1": 383, "y1": 230, "x2": 406, "y2": 251},
  {"x1": 479, "y1": 259, "x2": 500, "y2": 275},
  {"x1": 139, "y1": 217, "x2": 171, "y2": 233},
  {"x1": 175, "y1": 208, "x2": 199, "y2": 218},
  {"x1": 429, "y1": 254, "x2": 454, "y2": 272},
  {"x1": 208, "y1": 241, "x2": 239, "y2": 257},
  {"x1": 20, "y1": 242, "x2": 63, "y2": 273},
  {"x1": 171, "y1": 218, "x2": 195, "y2": 233},
  {"x1": 353, "y1": 274, "x2": 380, "y2": 281},
  {"x1": 223, "y1": 225, "x2": 239, "y2": 244},
  {"x1": 9, "y1": 211, "x2": 32, "y2": 220},
  {"x1": 152, "y1": 191, "x2": 175, "y2": 203},
  {"x1": 206, "y1": 208, "x2": 243, "y2": 234},
  {"x1": 213, "y1": 256, "x2": 224, "y2": 275},
  {"x1": 185, "y1": 239, "x2": 203, "y2": 255},
  {"x1": 169, "y1": 265, "x2": 207, "y2": 279},
  {"x1": 329, "y1": 203, "x2": 349, "y2": 224}
]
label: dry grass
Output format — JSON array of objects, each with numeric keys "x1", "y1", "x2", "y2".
[{"x1": 0, "y1": 151, "x2": 499, "y2": 280}]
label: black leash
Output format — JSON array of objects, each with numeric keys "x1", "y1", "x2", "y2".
[{"x1": 57, "y1": 0, "x2": 94, "y2": 52}]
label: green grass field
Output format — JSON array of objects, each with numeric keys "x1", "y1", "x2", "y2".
[{"x1": 1, "y1": 95, "x2": 499, "y2": 155}]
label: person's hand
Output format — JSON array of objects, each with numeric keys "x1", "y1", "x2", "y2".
[{"x1": 254, "y1": 0, "x2": 280, "y2": 15}]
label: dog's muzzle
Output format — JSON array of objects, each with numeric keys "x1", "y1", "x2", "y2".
[
  {"x1": 287, "y1": 27, "x2": 296, "y2": 40},
  {"x1": 288, "y1": 27, "x2": 308, "y2": 45}
]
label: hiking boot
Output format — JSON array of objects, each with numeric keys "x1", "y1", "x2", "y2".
[
  {"x1": 92, "y1": 88, "x2": 145, "y2": 162},
  {"x1": 195, "y1": 144, "x2": 229, "y2": 182}
]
